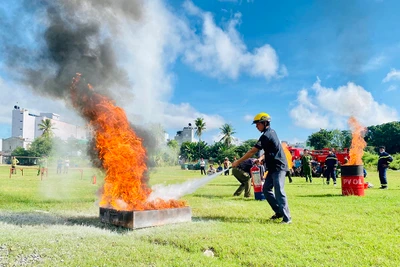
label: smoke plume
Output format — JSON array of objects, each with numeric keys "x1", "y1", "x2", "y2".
[{"x1": 1, "y1": 0, "x2": 143, "y2": 100}]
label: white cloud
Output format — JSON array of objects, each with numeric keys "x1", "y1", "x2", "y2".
[
  {"x1": 211, "y1": 133, "x2": 241, "y2": 145},
  {"x1": 0, "y1": 0, "x2": 283, "y2": 139},
  {"x1": 382, "y1": 68, "x2": 400, "y2": 83},
  {"x1": 182, "y1": 2, "x2": 285, "y2": 80},
  {"x1": 243, "y1": 114, "x2": 253, "y2": 122},
  {"x1": 387, "y1": 85, "x2": 397, "y2": 92},
  {"x1": 162, "y1": 102, "x2": 225, "y2": 130},
  {"x1": 290, "y1": 79, "x2": 399, "y2": 129},
  {"x1": 0, "y1": 77, "x2": 82, "y2": 126},
  {"x1": 361, "y1": 55, "x2": 385, "y2": 72}
]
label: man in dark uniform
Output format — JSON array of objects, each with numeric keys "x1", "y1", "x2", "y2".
[
  {"x1": 325, "y1": 150, "x2": 338, "y2": 185},
  {"x1": 232, "y1": 158, "x2": 264, "y2": 198},
  {"x1": 232, "y1": 112, "x2": 291, "y2": 224},
  {"x1": 377, "y1": 146, "x2": 393, "y2": 189}
]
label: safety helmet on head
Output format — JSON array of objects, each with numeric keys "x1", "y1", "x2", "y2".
[{"x1": 252, "y1": 112, "x2": 271, "y2": 124}]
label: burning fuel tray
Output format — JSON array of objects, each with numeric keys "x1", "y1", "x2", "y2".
[{"x1": 99, "y1": 207, "x2": 192, "y2": 229}]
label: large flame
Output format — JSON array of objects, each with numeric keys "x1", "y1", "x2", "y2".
[
  {"x1": 70, "y1": 74, "x2": 186, "y2": 210},
  {"x1": 346, "y1": 116, "x2": 367, "y2": 165}
]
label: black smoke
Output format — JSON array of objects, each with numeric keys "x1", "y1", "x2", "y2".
[{"x1": 1, "y1": 0, "x2": 143, "y2": 100}]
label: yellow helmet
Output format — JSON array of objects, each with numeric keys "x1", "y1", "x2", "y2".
[{"x1": 252, "y1": 112, "x2": 271, "y2": 124}]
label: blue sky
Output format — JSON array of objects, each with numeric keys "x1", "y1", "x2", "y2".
[{"x1": 0, "y1": 0, "x2": 399, "y2": 146}]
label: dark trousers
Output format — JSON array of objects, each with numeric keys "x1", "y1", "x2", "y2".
[
  {"x1": 303, "y1": 166, "x2": 312, "y2": 182},
  {"x1": 326, "y1": 168, "x2": 336, "y2": 183},
  {"x1": 200, "y1": 166, "x2": 206, "y2": 175},
  {"x1": 378, "y1": 168, "x2": 388, "y2": 186},
  {"x1": 286, "y1": 170, "x2": 292, "y2": 183},
  {"x1": 263, "y1": 170, "x2": 291, "y2": 222},
  {"x1": 232, "y1": 168, "x2": 251, "y2": 197}
]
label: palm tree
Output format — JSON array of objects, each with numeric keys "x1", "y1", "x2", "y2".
[
  {"x1": 38, "y1": 118, "x2": 56, "y2": 138},
  {"x1": 220, "y1": 123, "x2": 236, "y2": 147},
  {"x1": 195, "y1": 118, "x2": 206, "y2": 156}
]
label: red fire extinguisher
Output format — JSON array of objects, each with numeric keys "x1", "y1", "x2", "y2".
[{"x1": 250, "y1": 164, "x2": 266, "y2": 200}]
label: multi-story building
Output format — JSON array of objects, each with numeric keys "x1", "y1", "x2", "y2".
[
  {"x1": 2, "y1": 106, "x2": 88, "y2": 154},
  {"x1": 174, "y1": 123, "x2": 196, "y2": 145}
]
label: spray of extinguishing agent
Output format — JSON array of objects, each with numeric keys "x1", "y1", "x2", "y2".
[{"x1": 250, "y1": 163, "x2": 266, "y2": 200}]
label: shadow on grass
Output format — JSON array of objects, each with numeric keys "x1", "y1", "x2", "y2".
[
  {"x1": 192, "y1": 215, "x2": 273, "y2": 224},
  {"x1": 192, "y1": 194, "x2": 229, "y2": 199},
  {"x1": 297, "y1": 193, "x2": 343, "y2": 198},
  {"x1": 207, "y1": 183, "x2": 239, "y2": 187},
  {"x1": 0, "y1": 211, "x2": 131, "y2": 233}
]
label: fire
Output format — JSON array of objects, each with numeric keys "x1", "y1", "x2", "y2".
[
  {"x1": 346, "y1": 116, "x2": 367, "y2": 165},
  {"x1": 70, "y1": 74, "x2": 186, "y2": 210},
  {"x1": 281, "y1": 142, "x2": 293, "y2": 169}
]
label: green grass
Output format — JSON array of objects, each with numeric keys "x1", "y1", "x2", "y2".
[{"x1": 0, "y1": 165, "x2": 400, "y2": 266}]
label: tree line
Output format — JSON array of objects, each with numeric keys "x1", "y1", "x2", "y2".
[
  {"x1": 11, "y1": 118, "x2": 400, "y2": 167},
  {"x1": 308, "y1": 121, "x2": 400, "y2": 154},
  {"x1": 175, "y1": 120, "x2": 400, "y2": 164}
]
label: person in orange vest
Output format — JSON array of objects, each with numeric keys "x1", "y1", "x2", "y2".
[{"x1": 232, "y1": 112, "x2": 291, "y2": 224}]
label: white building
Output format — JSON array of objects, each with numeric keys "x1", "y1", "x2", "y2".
[
  {"x1": 2, "y1": 105, "x2": 88, "y2": 154},
  {"x1": 174, "y1": 123, "x2": 196, "y2": 145}
]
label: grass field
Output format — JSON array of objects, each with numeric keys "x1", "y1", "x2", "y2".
[{"x1": 0, "y1": 165, "x2": 399, "y2": 266}]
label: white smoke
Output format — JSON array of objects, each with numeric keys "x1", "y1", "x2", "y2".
[{"x1": 147, "y1": 169, "x2": 226, "y2": 201}]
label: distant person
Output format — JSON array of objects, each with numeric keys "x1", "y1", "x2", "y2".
[
  {"x1": 11, "y1": 156, "x2": 19, "y2": 174},
  {"x1": 232, "y1": 158, "x2": 260, "y2": 198},
  {"x1": 199, "y1": 158, "x2": 206, "y2": 175},
  {"x1": 282, "y1": 142, "x2": 293, "y2": 183},
  {"x1": 377, "y1": 146, "x2": 393, "y2": 189},
  {"x1": 301, "y1": 149, "x2": 313, "y2": 183},
  {"x1": 57, "y1": 157, "x2": 63, "y2": 174},
  {"x1": 64, "y1": 158, "x2": 70, "y2": 174},
  {"x1": 232, "y1": 112, "x2": 291, "y2": 224},
  {"x1": 43, "y1": 156, "x2": 48, "y2": 175},
  {"x1": 223, "y1": 157, "x2": 231, "y2": 175},
  {"x1": 325, "y1": 150, "x2": 338, "y2": 186},
  {"x1": 293, "y1": 158, "x2": 302, "y2": 176},
  {"x1": 37, "y1": 156, "x2": 48, "y2": 176},
  {"x1": 216, "y1": 163, "x2": 223, "y2": 173},
  {"x1": 37, "y1": 157, "x2": 43, "y2": 176},
  {"x1": 207, "y1": 164, "x2": 216, "y2": 175}
]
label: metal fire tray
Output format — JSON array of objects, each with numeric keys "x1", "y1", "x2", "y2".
[{"x1": 99, "y1": 207, "x2": 192, "y2": 229}]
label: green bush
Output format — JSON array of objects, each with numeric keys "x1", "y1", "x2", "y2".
[
  {"x1": 362, "y1": 151, "x2": 378, "y2": 168},
  {"x1": 390, "y1": 157, "x2": 400, "y2": 170},
  {"x1": 362, "y1": 152, "x2": 400, "y2": 170}
]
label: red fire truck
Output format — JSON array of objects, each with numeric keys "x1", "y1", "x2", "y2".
[
  {"x1": 287, "y1": 146, "x2": 350, "y2": 177},
  {"x1": 310, "y1": 148, "x2": 349, "y2": 168},
  {"x1": 287, "y1": 146, "x2": 304, "y2": 160}
]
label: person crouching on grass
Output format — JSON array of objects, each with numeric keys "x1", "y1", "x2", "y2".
[
  {"x1": 232, "y1": 158, "x2": 262, "y2": 198},
  {"x1": 232, "y1": 112, "x2": 291, "y2": 224}
]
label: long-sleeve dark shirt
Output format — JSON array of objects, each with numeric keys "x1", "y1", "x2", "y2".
[
  {"x1": 325, "y1": 153, "x2": 338, "y2": 169},
  {"x1": 254, "y1": 127, "x2": 288, "y2": 172},
  {"x1": 378, "y1": 152, "x2": 393, "y2": 170}
]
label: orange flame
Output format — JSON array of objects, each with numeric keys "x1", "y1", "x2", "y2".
[
  {"x1": 70, "y1": 74, "x2": 186, "y2": 210},
  {"x1": 346, "y1": 116, "x2": 367, "y2": 165},
  {"x1": 281, "y1": 142, "x2": 293, "y2": 169}
]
